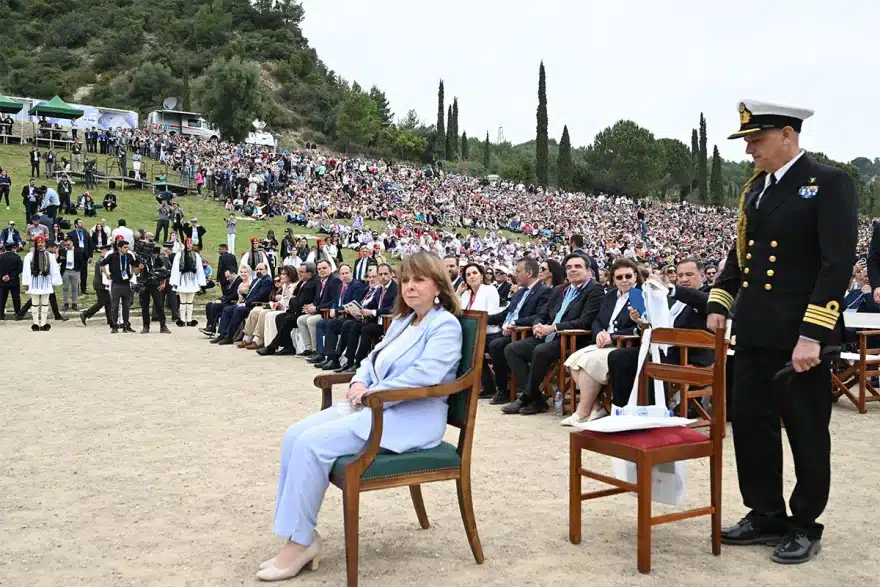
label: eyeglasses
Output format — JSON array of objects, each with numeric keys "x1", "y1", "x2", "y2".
[{"x1": 615, "y1": 273, "x2": 634, "y2": 280}]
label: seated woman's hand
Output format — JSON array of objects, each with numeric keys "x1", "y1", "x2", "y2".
[
  {"x1": 596, "y1": 330, "x2": 612, "y2": 348},
  {"x1": 346, "y1": 382, "x2": 369, "y2": 408}
]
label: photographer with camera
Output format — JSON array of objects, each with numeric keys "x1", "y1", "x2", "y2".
[{"x1": 135, "y1": 232, "x2": 171, "y2": 334}]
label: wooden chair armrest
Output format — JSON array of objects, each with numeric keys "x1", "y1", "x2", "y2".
[
  {"x1": 510, "y1": 326, "x2": 532, "y2": 332},
  {"x1": 557, "y1": 329, "x2": 590, "y2": 336},
  {"x1": 363, "y1": 377, "x2": 468, "y2": 407},
  {"x1": 613, "y1": 334, "x2": 641, "y2": 348},
  {"x1": 315, "y1": 372, "x2": 355, "y2": 411},
  {"x1": 856, "y1": 330, "x2": 880, "y2": 338}
]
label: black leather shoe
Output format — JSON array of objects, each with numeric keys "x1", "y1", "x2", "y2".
[
  {"x1": 217, "y1": 338, "x2": 233, "y2": 345},
  {"x1": 256, "y1": 347, "x2": 276, "y2": 356},
  {"x1": 276, "y1": 348, "x2": 297, "y2": 356},
  {"x1": 306, "y1": 354, "x2": 326, "y2": 364},
  {"x1": 502, "y1": 398, "x2": 525, "y2": 414},
  {"x1": 771, "y1": 532, "x2": 821, "y2": 564},
  {"x1": 322, "y1": 359, "x2": 341, "y2": 371},
  {"x1": 489, "y1": 392, "x2": 510, "y2": 405},
  {"x1": 520, "y1": 399, "x2": 549, "y2": 415},
  {"x1": 210, "y1": 336, "x2": 224, "y2": 344},
  {"x1": 313, "y1": 359, "x2": 332, "y2": 369},
  {"x1": 298, "y1": 350, "x2": 314, "y2": 357},
  {"x1": 721, "y1": 518, "x2": 786, "y2": 546},
  {"x1": 479, "y1": 389, "x2": 494, "y2": 399}
]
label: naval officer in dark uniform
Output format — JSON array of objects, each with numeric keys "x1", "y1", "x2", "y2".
[{"x1": 706, "y1": 100, "x2": 857, "y2": 564}]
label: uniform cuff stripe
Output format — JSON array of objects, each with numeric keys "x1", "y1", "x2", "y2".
[
  {"x1": 803, "y1": 311, "x2": 837, "y2": 329},
  {"x1": 806, "y1": 303, "x2": 840, "y2": 320},
  {"x1": 709, "y1": 289, "x2": 734, "y2": 311}
]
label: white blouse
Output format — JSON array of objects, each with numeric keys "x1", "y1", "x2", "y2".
[{"x1": 460, "y1": 284, "x2": 502, "y2": 334}]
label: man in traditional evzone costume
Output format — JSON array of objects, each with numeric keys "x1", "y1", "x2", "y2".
[
  {"x1": 170, "y1": 237, "x2": 207, "y2": 327},
  {"x1": 22, "y1": 235, "x2": 62, "y2": 331}
]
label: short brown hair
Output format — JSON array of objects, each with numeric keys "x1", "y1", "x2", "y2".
[
  {"x1": 610, "y1": 258, "x2": 643, "y2": 285},
  {"x1": 393, "y1": 251, "x2": 461, "y2": 318}
]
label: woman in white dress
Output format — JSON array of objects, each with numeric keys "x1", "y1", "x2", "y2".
[
  {"x1": 241, "y1": 266, "x2": 298, "y2": 350},
  {"x1": 458, "y1": 262, "x2": 501, "y2": 335},
  {"x1": 170, "y1": 238, "x2": 207, "y2": 327},
  {"x1": 22, "y1": 235, "x2": 62, "y2": 331}
]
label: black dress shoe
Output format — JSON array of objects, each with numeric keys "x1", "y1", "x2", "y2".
[
  {"x1": 276, "y1": 348, "x2": 297, "y2": 356},
  {"x1": 217, "y1": 338, "x2": 233, "y2": 345},
  {"x1": 771, "y1": 532, "x2": 821, "y2": 564},
  {"x1": 57, "y1": 315, "x2": 69, "y2": 322},
  {"x1": 298, "y1": 350, "x2": 314, "y2": 357},
  {"x1": 80, "y1": 312, "x2": 87, "y2": 326},
  {"x1": 721, "y1": 517, "x2": 786, "y2": 546},
  {"x1": 520, "y1": 399, "x2": 549, "y2": 415},
  {"x1": 306, "y1": 354, "x2": 326, "y2": 364},
  {"x1": 210, "y1": 336, "x2": 224, "y2": 344},
  {"x1": 256, "y1": 347, "x2": 276, "y2": 356},
  {"x1": 502, "y1": 398, "x2": 525, "y2": 414},
  {"x1": 322, "y1": 359, "x2": 342, "y2": 371},
  {"x1": 478, "y1": 389, "x2": 494, "y2": 399},
  {"x1": 176, "y1": 320, "x2": 185, "y2": 327},
  {"x1": 313, "y1": 359, "x2": 331, "y2": 369},
  {"x1": 489, "y1": 392, "x2": 510, "y2": 405},
  {"x1": 199, "y1": 328, "x2": 214, "y2": 336}
]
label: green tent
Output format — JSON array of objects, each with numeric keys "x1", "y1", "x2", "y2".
[
  {"x1": 28, "y1": 95, "x2": 84, "y2": 119},
  {"x1": 0, "y1": 94, "x2": 24, "y2": 115}
]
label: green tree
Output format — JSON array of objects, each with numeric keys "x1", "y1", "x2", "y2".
[
  {"x1": 461, "y1": 131, "x2": 469, "y2": 159},
  {"x1": 193, "y1": 56, "x2": 263, "y2": 142},
  {"x1": 698, "y1": 113, "x2": 708, "y2": 202},
  {"x1": 690, "y1": 128, "x2": 698, "y2": 195},
  {"x1": 399, "y1": 109, "x2": 420, "y2": 131},
  {"x1": 535, "y1": 61, "x2": 549, "y2": 188},
  {"x1": 658, "y1": 137, "x2": 691, "y2": 201},
  {"x1": 368, "y1": 85, "x2": 393, "y2": 126},
  {"x1": 451, "y1": 97, "x2": 460, "y2": 158},
  {"x1": 710, "y1": 145, "x2": 723, "y2": 205},
  {"x1": 436, "y1": 79, "x2": 445, "y2": 159},
  {"x1": 557, "y1": 125, "x2": 573, "y2": 190},
  {"x1": 335, "y1": 91, "x2": 382, "y2": 149},
  {"x1": 393, "y1": 128, "x2": 429, "y2": 162},
  {"x1": 483, "y1": 132, "x2": 491, "y2": 169},
  {"x1": 585, "y1": 120, "x2": 665, "y2": 197},
  {"x1": 445, "y1": 104, "x2": 454, "y2": 160}
]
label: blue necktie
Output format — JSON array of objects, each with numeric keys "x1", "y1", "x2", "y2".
[
  {"x1": 545, "y1": 285, "x2": 583, "y2": 342},
  {"x1": 504, "y1": 288, "x2": 531, "y2": 327}
]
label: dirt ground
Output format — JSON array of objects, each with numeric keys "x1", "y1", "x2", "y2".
[{"x1": 2, "y1": 322, "x2": 879, "y2": 587}]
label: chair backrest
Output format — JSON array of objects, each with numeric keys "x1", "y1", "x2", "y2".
[
  {"x1": 638, "y1": 328, "x2": 727, "y2": 439},
  {"x1": 447, "y1": 310, "x2": 487, "y2": 428}
]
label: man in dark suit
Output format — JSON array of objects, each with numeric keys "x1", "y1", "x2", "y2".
[
  {"x1": 258, "y1": 263, "x2": 320, "y2": 356},
  {"x1": 493, "y1": 265, "x2": 513, "y2": 306},
  {"x1": 201, "y1": 271, "x2": 243, "y2": 336},
  {"x1": 296, "y1": 259, "x2": 343, "y2": 356},
  {"x1": 68, "y1": 218, "x2": 92, "y2": 294},
  {"x1": 606, "y1": 257, "x2": 712, "y2": 407},
  {"x1": 311, "y1": 264, "x2": 367, "y2": 369},
  {"x1": 21, "y1": 179, "x2": 39, "y2": 225},
  {"x1": 486, "y1": 257, "x2": 551, "y2": 404},
  {"x1": 0, "y1": 242, "x2": 23, "y2": 319},
  {"x1": 444, "y1": 254, "x2": 464, "y2": 290},
  {"x1": 213, "y1": 263, "x2": 273, "y2": 344},
  {"x1": 216, "y1": 243, "x2": 238, "y2": 291},
  {"x1": 318, "y1": 265, "x2": 380, "y2": 370},
  {"x1": 352, "y1": 246, "x2": 377, "y2": 282},
  {"x1": 1, "y1": 221, "x2": 24, "y2": 250},
  {"x1": 706, "y1": 100, "x2": 857, "y2": 564},
  {"x1": 339, "y1": 263, "x2": 398, "y2": 372},
  {"x1": 502, "y1": 253, "x2": 604, "y2": 414}
]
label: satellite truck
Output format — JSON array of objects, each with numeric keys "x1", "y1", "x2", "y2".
[{"x1": 146, "y1": 97, "x2": 277, "y2": 147}]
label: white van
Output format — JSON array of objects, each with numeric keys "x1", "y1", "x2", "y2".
[{"x1": 146, "y1": 109, "x2": 220, "y2": 141}]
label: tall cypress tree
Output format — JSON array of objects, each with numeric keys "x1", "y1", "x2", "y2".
[
  {"x1": 451, "y1": 97, "x2": 460, "y2": 158},
  {"x1": 710, "y1": 145, "x2": 723, "y2": 205},
  {"x1": 535, "y1": 61, "x2": 549, "y2": 188},
  {"x1": 557, "y1": 125, "x2": 572, "y2": 190},
  {"x1": 461, "y1": 131, "x2": 469, "y2": 159},
  {"x1": 698, "y1": 113, "x2": 708, "y2": 203},
  {"x1": 445, "y1": 104, "x2": 454, "y2": 160},
  {"x1": 483, "y1": 131, "x2": 491, "y2": 169},
  {"x1": 690, "y1": 128, "x2": 698, "y2": 194},
  {"x1": 436, "y1": 80, "x2": 445, "y2": 159}
]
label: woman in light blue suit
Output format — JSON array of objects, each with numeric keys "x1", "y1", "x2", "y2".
[{"x1": 257, "y1": 251, "x2": 463, "y2": 582}]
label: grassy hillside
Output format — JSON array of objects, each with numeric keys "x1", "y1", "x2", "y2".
[{"x1": 0, "y1": 144, "x2": 359, "y2": 264}]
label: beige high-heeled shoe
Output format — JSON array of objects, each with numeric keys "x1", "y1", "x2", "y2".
[{"x1": 256, "y1": 533, "x2": 321, "y2": 582}]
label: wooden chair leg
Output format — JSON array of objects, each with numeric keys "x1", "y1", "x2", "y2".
[
  {"x1": 456, "y1": 475, "x2": 485, "y2": 564},
  {"x1": 342, "y1": 481, "x2": 361, "y2": 587},
  {"x1": 569, "y1": 439, "x2": 582, "y2": 544},
  {"x1": 710, "y1": 453, "x2": 721, "y2": 556},
  {"x1": 636, "y1": 455, "x2": 652, "y2": 574},
  {"x1": 321, "y1": 386, "x2": 332, "y2": 411},
  {"x1": 409, "y1": 485, "x2": 430, "y2": 529}
]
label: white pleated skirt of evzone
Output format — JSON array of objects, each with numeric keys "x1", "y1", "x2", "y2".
[
  {"x1": 175, "y1": 272, "x2": 203, "y2": 294},
  {"x1": 26, "y1": 274, "x2": 57, "y2": 295}
]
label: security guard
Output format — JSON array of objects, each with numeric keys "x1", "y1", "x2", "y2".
[{"x1": 706, "y1": 100, "x2": 857, "y2": 564}]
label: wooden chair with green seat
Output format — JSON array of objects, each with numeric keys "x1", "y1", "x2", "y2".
[{"x1": 313, "y1": 309, "x2": 488, "y2": 587}]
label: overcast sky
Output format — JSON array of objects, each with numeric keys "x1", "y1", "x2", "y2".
[{"x1": 300, "y1": 0, "x2": 878, "y2": 163}]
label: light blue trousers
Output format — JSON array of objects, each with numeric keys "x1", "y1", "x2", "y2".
[{"x1": 273, "y1": 408, "x2": 365, "y2": 545}]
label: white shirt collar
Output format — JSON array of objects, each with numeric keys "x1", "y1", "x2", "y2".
[{"x1": 765, "y1": 150, "x2": 805, "y2": 188}]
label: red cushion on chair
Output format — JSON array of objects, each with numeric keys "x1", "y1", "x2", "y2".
[{"x1": 577, "y1": 426, "x2": 707, "y2": 450}]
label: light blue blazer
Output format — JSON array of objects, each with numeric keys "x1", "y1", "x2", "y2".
[{"x1": 350, "y1": 307, "x2": 463, "y2": 453}]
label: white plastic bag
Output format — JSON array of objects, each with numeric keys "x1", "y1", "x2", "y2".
[{"x1": 611, "y1": 457, "x2": 687, "y2": 505}]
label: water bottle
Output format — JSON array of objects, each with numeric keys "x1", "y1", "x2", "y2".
[{"x1": 554, "y1": 388, "x2": 563, "y2": 415}]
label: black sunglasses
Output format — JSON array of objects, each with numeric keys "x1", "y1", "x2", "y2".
[
  {"x1": 615, "y1": 273, "x2": 635, "y2": 280},
  {"x1": 539, "y1": 266, "x2": 548, "y2": 271}
]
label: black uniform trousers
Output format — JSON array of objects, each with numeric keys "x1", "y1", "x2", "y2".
[
  {"x1": 139, "y1": 285, "x2": 165, "y2": 328},
  {"x1": 82, "y1": 289, "x2": 112, "y2": 326},
  {"x1": 732, "y1": 345, "x2": 831, "y2": 539},
  {"x1": 321, "y1": 317, "x2": 349, "y2": 359},
  {"x1": 504, "y1": 335, "x2": 561, "y2": 403},
  {"x1": 18, "y1": 292, "x2": 63, "y2": 319},
  {"x1": 156, "y1": 283, "x2": 179, "y2": 322},
  {"x1": 483, "y1": 333, "x2": 512, "y2": 395},
  {"x1": 0, "y1": 286, "x2": 21, "y2": 318},
  {"x1": 80, "y1": 259, "x2": 89, "y2": 294}
]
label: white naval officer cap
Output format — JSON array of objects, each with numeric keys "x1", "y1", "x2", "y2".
[{"x1": 728, "y1": 99, "x2": 815, "y2": 139}]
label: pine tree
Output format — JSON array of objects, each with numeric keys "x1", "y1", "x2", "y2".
[
  {"x1": 368, "y1": 85, "x2": 393, "y2": 126},
  {"x1": 698, "y1": 113, "x2": 708, "y2": 202},
  {"x1": 535, "y1": 61, "x2": 549, "y2": 188},
  {"x1": 451, "y1": 97, "x2": 460, "y2": 158},
  {"x1": 445, "y1": 104, "x2": 454, "y2": 160},
  {"x1": 435, "y1": 80, "x2": 445, "y2": 160},
  {"x1": 483, "y1": 131, "x2": 491, "y2": 169},
  {"x1": 557, "y1": 124, "x2": 572, "y2": 190},
  {"x1": 461, "y1": 131, "x2": 469, "y2": 159},
  {"x1": 690, "y1": 128, "x2": 698, "y2": 194},
  {"x1": 710, "y1": 145, "x2": 723, "y2": 205}
]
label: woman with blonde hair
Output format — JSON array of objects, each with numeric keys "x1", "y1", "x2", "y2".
[
  {"x1": 240, "y1": 266, "x2": 299, "y2": 350},
  {"x1": 257, "y1": 251, "x2": 462, "y2": 581}
]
